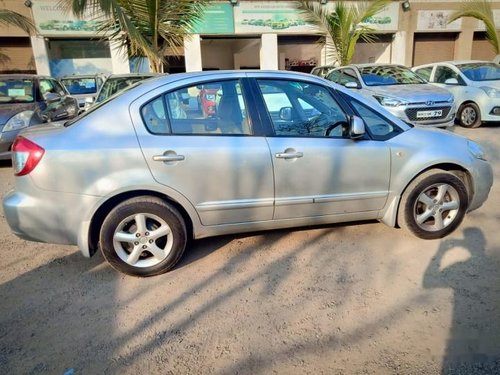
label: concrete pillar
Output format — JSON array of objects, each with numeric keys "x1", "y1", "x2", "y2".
[
  {"x1": 260, "y1": 33, "x2": 278, "y2": 70},
  {"x1": 30, "y1": 36, "x2": 50, "y2": 76},
  {"x1": 184, "y1": 34, "x2": 202, "y2": 72},
  {"x1": 454, "y1": 18, "x2": 476, "y2": 60},
  {"x1": 391, "y1": 31, "x2": 407, "y2": 65},
  {"x1": 109, "y1": 39, "x2": 130, "y2": 74}
]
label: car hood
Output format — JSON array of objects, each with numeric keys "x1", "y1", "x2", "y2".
[
  {"x1": 0, "y1": 102, "x2": 37, "y2": 125},
  {"x1": 366, "y1": 84, "x2": 453, "y2": 103},
  {"x1": 471, "y1": 80, "x2": 500, "y2": 88}
]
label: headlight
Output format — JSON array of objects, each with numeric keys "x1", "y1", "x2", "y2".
[
  {"x1": 480, "y1": 86, "x2": 500, "y2": 98},
  {"x1": 468, "y1": 141, "x2": 487, "y2": 161},
  {"x1": 373, "y1": 95, "x2": 408, "y2": 107},
  {"x1": 2, "y1": 111, "x2": 34, "y2": 132}
]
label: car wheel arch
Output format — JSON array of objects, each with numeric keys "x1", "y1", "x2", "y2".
[
  {"x1": 380, "y1": 164, "x2": 472, "y2": 228},
  {"x1": 393, "y1": 164, "x2": 473, "y2": 228},
  {"x1": 87, "y1": 190, "x2": 194, "y2": 257}
]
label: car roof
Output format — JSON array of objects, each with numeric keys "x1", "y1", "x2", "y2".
[
  {"x1": 105, "y1": 73, "x2": 162, "y2": 79},
  {"x1": 0, "y1": 74, "x2": 52, "y2": 80},
  {"x1": 414, "y1": 60, "x2": 490, "y2": 68},
  {"x1": 61, "y1": 74, "x2": 106, "y2": 79},
  {"x1": 341, "y1": 63, "x2": 408, "y2": 69},
  {"x1": 122, "y1": 69, "x2": 351, "y2": 97}
]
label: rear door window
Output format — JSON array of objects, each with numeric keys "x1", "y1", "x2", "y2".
[{"x1": 141, "y1": 80, "x2": 251, "y2": 135}]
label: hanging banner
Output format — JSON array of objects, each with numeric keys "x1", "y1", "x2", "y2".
[
  {"x1": 191, "y1": 3, "x2": 234, "y2": 34},
  {"x1": 31, "y1": 0, "x2": 107, "y2": 36},
  {"x1": 234, "y1": 1, "x2": 316, "y2": 34}
]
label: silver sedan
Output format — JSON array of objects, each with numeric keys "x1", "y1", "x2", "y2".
[{"x1": 2, "y1": 70, "x2": 493, "y2": 276}]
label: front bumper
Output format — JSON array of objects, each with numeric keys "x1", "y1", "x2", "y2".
[
  {"x1": 0, "y1": 129, "x2": 19, "y2": 160},
  {"x1": 480, "y1": 96, "x2": 500, "y2": 123},
  {"x1": 468, "y1": 158, "x2": 494, "y2": 212},
  {"x1": 387, "y1": 105, "x2": 456, "y2": 127}
]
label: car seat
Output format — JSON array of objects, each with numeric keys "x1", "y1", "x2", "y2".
[{"x1": 217, "y1": 95, "x2": 249, "y2": 134}]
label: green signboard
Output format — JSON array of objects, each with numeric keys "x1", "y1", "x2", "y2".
[{"x1": 191, "y1": 3, "x2": 234, "y2": 34}]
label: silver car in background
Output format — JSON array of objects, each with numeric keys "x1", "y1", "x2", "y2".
[
  {"x1": 2, "y1": 70, "x2": 493, "y2": 277},
  {"x1": 325, "y1": 64, "x2": 456, "y2": 127}
]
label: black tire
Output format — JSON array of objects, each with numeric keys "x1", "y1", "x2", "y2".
[
  {"x1": 458, "y1": 102, "x2": 481, "y2": 128},
  {"x1": 99, "y1": 196, "x2": 187, "y2": 277},
  {"x1": 398, "y1": 170, "x2": 468, "y2": 240}
]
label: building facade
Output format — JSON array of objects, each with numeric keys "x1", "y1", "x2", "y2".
[{"x1": 0, "y1": 0, "x2": 499, "y2": 77}]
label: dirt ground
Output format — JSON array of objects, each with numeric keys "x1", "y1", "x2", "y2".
[{"x1": 0, "y1": 125, "x2": 499, "y2": 375}]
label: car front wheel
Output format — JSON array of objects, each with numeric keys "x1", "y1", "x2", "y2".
[
  {"x1": 99, "y1": 196, "x2": 187, "y2": 277},
  {"x1": 398, "y1": 170, "x2": 468, "y2": 239},
  {"x1": 458, "y1": 102, "x2": 481, "y2": 128}
]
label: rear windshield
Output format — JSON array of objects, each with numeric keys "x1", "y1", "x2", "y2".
[
  {"x1": 359, "y1": 65, "x2": 426, "y2": 86},
  {"x1": 0, "y1": 78, "x2": 35, "y2": 103},
  {"x1": 61, "y1": 77, "x2": 98, "y2": 95},
  {"x1": 456, "y1": 63, "x2": 500, "y2": 81},
  {"x1": 96, "y1": 76, "x2": 154, "y2": 103}
]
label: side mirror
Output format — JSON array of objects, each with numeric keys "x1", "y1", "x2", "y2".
[
  {"x1": 279, "y1": 107, "x2": 293, "y2": 121},
  {"x1": 45, "y1": 92, "x2": 61, "y2": 103},
  {"x1": 349, "y1": 116, "x2": 365, "y2": 139},
  {"x1": 344, "y1": 81, "x2": 360, "y2": 89},
  {"x1": 444, "y1": 78, "x2": 459, "y2": 85}
]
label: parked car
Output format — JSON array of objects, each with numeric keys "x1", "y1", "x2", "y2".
[
  {"x1": 94, "y1": 73, "x2": 160, "y2": 105},
  {"x1": 2, "y1": 70, "x2": 492, "y2": 277},
  {"x1": 0, "y1": 74, "x2": 78, "y2": 160},
  {"x1": 413, "y1": 61, "x2": 500, "y2": 128},
  {"x1": 310, "y1": 64, "x2": 338, "y2": 78},
  {"x1": 61, "y1": 73, "x2": 107, "y2": 110},
  {"x1": 325, "y1": 64, "x2": 456, "y2": 127}
]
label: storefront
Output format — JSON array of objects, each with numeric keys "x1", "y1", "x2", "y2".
[
  {"x1": 186, "y1": 1, "x2": 400, "y2": 72},
  {"x1": 29, "y1": 0, "x2": 129, "y2": 77}
]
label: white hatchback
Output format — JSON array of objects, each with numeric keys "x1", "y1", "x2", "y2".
[{"x1": 413, "y1": 61, "x2": 500, "y2": 128}]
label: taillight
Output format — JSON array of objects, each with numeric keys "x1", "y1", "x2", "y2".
[{"x1": 12, "y1": 137, "x2": 45, "y2": 176}]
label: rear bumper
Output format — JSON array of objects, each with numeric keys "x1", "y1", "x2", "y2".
[{"x1": 2, "y1": 180, "x2": 100, "y2": 255}]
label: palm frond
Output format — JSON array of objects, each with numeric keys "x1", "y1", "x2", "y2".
[
  {"x1": 448, "y1": 0, "x2": 499, "y2": 54},
  {"x1": 297, "y1": 0, "x2": 390, "y2": 65},
  {"x1": 0, "y1": 10, "x2": 37, "y2": 34}
]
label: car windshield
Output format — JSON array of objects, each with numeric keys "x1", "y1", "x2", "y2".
[
  {"x1": 61, "y1": 77, "x2": 99, "y2": 95},
  {"x1": 456, "y1": 63, "x2": 500, "y2": 81},
  {"x1": 359, "y1": 65, "x2": 427, "y2": 86},
  {"x1": 96, "y1": 76, "x2": 153, "y2": 103},
  {"x1": 0, "y1": 78, "x2": 35, "y2": 103}
]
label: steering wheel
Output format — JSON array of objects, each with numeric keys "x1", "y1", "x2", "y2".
[{"x1": 324, "y1": 120, "x2": 349, "y2": 137}]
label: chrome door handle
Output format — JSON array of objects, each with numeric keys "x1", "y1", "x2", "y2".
[
  {"x1": 153, "y1": 154, "x2": 185, "y2": 162},
  {"x1": 275, "y1": 151, "x2": 303, "y2": 159}
]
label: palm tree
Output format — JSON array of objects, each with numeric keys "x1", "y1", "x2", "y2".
[
  {"x1": 297, "y1": 0, "x2": 391, "y2": 66},
  {"x1": 0, "y1": 9, "x2": 37, "y2": 67},
  {"x1": 61, "y1": 0, "x2": 207, "y2": 73},
  {"x1": 448, "y1": 0, "x2": 499, "y2": 54}
]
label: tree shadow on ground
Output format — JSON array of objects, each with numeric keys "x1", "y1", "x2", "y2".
[{"x1": 423, "y1": 227, "x2": 500, "y2": 374}]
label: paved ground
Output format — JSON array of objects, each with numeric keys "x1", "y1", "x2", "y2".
[{"x1": 0, "y1": 125, "x2": 499, "y2": 375}]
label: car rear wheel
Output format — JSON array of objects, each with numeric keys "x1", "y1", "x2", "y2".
[
  {"x1": 398, "y1": 170, "x2": 468, "y2": 239},
  {"x1": 99, "y1": 196, "x2": 187, "y2": 277},
  {"x1": 458, "y1": 103, "x2": 481, "y2": 128}
]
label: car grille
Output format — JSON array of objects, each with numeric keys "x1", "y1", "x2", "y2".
[{"x1": 405, "y1": 106, "x2": 451, "y2": 121}]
